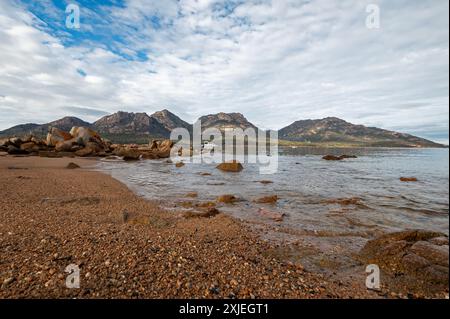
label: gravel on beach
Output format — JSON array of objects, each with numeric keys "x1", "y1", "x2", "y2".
[{"x1": 0, "y1": 157, "x2": 375, "y2": 299}]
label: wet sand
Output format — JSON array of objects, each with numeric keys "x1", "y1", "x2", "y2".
[{"x1": 0, "y1": 155, "x2": 379, "y2": 298}]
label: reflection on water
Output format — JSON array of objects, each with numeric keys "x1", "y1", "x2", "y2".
[{"x1": 96, "y1": 147, "x2": 449, "y2": 236}]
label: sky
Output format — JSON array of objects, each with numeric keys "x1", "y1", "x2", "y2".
[{"x1": 0, "y1": 0, "x2": 448, "y2": 143}]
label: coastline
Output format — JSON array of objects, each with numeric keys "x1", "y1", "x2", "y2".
[{"x1": 0, "y1": 156, "x2": 375, "y2": 299}]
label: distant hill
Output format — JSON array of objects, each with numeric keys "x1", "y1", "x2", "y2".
[
  {"x1": 0, "y1": 111, "x2": 445, "y2": 147},
  {"x1": 0, "y1": 123, "x2": 42, "y2": 137},
  {"x1": 197, "y1": 112, "x2": 258, "y2": 132},
  {"x1": 0, "y1": 117, "x2": 92, "y2": 139},
  {"x1": 150, "y1": 109, "x2": 192, "y2": 133},
  {"x1": 279, "y1": 117, "x2": 444, "y2": 148}
]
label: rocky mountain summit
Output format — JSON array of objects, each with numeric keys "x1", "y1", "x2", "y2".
[
  {"x1": 0, "y1": 111, "x2": 445, "y2": 147},
  {"x1": 151, "y1": 109, "x2": 192, "y2": 132},
  {"x1": 197, "y1": 112, "x2": 258, "y2": 132}
]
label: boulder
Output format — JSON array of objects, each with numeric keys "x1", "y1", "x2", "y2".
[
  {"x1": 20, "y1": 142, "x2": 40, "y2": 153},
  {"x1": 0, "y1": 138, "x2": 9, "y2": 147},
  {"x1": 122, "y1": 149, "x2": 141, "y2": 161},
  {"x1": 7, "y1": 145, "x2": 28, "y2": 155},
  {"x1": 155, "y1": 140, "x2": 174, "y2": 158},
  {"x1": 75, "y1": 147, "x2": 93, "y2": 157},
  {"x1": 112, "y1": 147, "x2": 141, "y2": 161},
  {"x1": 216, "y1": 160, "x2": 243, "y2": 172},
  {"x1": 8, "y1": 137, "x2": 22, "y2": 147},
  {"x1": 175, "y1": 162, "x2": 185, "y2": 168},
  {"x1": 46, "y1": 127, "x2": 72, "y2": 146},
  {"x1": 55, "y1": 139, "x2": 76, "y2": 152},
  {"x1": 85, "y1": 141, "x2": 105, "y2": 154},
  {"x1": 70, "y1": 127, "x2": 103, "y2": 146}
]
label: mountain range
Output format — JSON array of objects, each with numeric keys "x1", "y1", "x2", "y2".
[{"x1": 0, "y1": 109, "x2": 445, "y2": 148}]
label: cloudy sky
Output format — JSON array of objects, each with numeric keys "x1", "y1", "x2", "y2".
[{"x1": 0, "y1": 0, "x2": 448, "y2": 143}]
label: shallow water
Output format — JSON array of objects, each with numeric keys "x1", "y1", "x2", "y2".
[{"x1": 96, "y1": 147, "x2": 449, "y2": 237}]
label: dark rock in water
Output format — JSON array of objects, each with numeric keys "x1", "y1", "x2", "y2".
[
  {"x1": 322, "y1": 154, "x2": 357, "y2": 161},
  {"x1": 66, "y1": 162, "x2": 80, "y2": 169},
  {"x1": 322, "y1": 155, "x2": 342, "y2": 161},
  {"x1": 400, "y1": 177, "x2": 418, "y2": 182},
  {"x1": 258, "y1": 180, "x2": 274, "y2": 184},
  {"x1": 175, "y1": 162, "x2": 185, "y2": 168},
  {"x1": 216, "y1": 160, "x2": 243, "y2": 172},
  {"x1": 359, "y1": 230, "x2": 449, "y2": 292},
  {"x1": 199, "y1": 172, "x2": 212, "y2": 176}
]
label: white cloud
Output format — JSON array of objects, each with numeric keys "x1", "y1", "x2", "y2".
[{"x1": 0, "y1": 0, "x2": 448, "y2": 143}]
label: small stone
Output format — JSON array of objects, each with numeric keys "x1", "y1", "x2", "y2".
[
  {"x1": 2, "y1": 277, "x2": 15, "y2": 287},
  {"x1": 66, "y1": 162, "x2": 80, "y2": 169}
]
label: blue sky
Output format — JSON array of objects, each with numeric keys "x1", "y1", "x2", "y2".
[{"x1": 0, "y1": 0, "x2": 448, "y2": 143}]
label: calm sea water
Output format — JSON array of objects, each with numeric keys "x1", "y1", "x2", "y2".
[{"x1": 96, "y1": 147, "x2": 449, "y2": 237}]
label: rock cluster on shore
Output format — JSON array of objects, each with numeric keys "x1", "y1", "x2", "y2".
[
  {"x1": 359, "y1": 230, "x2": 449, "y2": 295},
  {"x1": 0, "y1": 126, "x2": 175, "y2": 160}
]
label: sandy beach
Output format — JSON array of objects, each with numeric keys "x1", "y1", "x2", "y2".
[{"x1": 0, "y1": 155, "x2": 379, "y2": 299}]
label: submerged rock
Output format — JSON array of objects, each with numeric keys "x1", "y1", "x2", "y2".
[
  {"x1": 258, "y1": 208, "x2": 285, "y2": 222},
  {"x1": 216, "y1": 160, "x2": 243, "y2": 172},
  {"x1": 185, "y1": 192, "x2": 198, "y2": 198},
  {"x1": 217, "y1": 195, "x2": 238, "y2": 203},
  {"x1": 183, "y1": 207, "x2": 220, "y2": 218},
  {"x1": 359, "y1": 230, "x2": 449, "y2": 291},
  {"x1": 255, "y1": 195, "x2": 278, "y2": 204}
]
